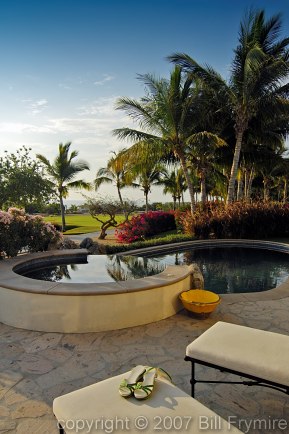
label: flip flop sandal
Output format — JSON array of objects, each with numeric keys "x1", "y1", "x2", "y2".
[
  {"x1": 133, "y1": 368, "x2": 157, "y2": 400},
  {"x1": 119, "y1": 365, "x2": 146, "y2": 398}
]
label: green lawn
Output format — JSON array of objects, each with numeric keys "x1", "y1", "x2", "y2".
[{"x1": 44, "y1": 214, "x2": 126, "y2": 235}]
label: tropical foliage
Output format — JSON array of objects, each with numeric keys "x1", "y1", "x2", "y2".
[
  {"x1": 37, "y1": 143, "x2": 91, "y2": 231},
  {"x1": 94, "y1": 150, "x2": 133, "y2": 214},
  {"x1": 169, "y1": 9, "x2": 289, "y2": 204},
  {"x1": 114, "y1": 67, "x2": 223, "y2": 214}
]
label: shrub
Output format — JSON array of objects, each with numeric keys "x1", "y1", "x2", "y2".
[
  {"x1": 0, "y1": 208, "x2": 62, "y2": 258},
  {"x1": 176, "y1": 201, "x2": 289, "y2": 239},
  {"x1": 98, "y1": 233, "x2": 195, "y2": 254},
  {"x1": 115, "y1": 211, "x2": 176, "y2": 243}
]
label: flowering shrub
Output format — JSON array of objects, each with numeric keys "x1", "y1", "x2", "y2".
[
  {"x1": 176, "y1": 202, "x2": 289, "y2": 239},
  {"x1": 115, "y1": 211, "x2": 176, "y2": 243},
  {"x1": 0, "y1": 208, "x2": 62, "y2": 258}
]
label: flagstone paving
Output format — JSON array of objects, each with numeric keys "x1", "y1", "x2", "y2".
[{"x1": 1, "y1": 295, "x2": 289, "y2": 433}]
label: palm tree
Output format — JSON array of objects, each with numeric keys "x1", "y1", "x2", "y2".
[
  {"x1": 253, "y1": 145, "x2": 288, "y2": 201},
  {"x1": 169, "y1": 9, "x2": 289, "y2": 204},
  {"x1": 187, "y1": 133, "x2": 227, "y2": 203},
  {"x1": 94, "y1": 150, "x2": 132, "y2": 214},
  {"x1": 37, "y1": 142, "x2": 90, "y2": 231},
  {"x1": 114, "y1": 67, "x2": 199, "y2": 214},
  {"x1": 160, "y1": 167, "x2": 187, "y2": 209},
  {"x1": 132, "y1": 162, "x2": 165, "y2": 212}
]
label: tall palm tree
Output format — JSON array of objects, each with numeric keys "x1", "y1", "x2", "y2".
[
  {"x1": 37, "y1": 142, "x2": 90, "y2": 231},
  {"x1": 169, "y1": 9, "x2": 289, "y2": 204},
  {"x1": 114, "y1": 67, "x2": 199, "y2": 214}
]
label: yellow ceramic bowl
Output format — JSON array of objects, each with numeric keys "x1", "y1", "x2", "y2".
[{"x1": 179, "y1": 289, "x2": 221, "y2": 314}]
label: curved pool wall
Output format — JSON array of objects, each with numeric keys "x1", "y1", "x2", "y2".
[
  {"x1": 0, "y1": 249, "x2": 195, "y2": 333},
  {"x1": 1, "y1": 239, "x2": 289, "y2": 333}
]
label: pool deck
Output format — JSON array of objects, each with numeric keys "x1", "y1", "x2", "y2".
[{"x1": 1, "y1": 293, "x2": 289, "y2": 433}]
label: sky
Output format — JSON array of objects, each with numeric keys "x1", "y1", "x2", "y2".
[{"x1": 0, "y1": 0, "x2": 288, "y2": 205}]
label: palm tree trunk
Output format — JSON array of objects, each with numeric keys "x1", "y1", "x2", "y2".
[
  {"x1": 237, "y1": 169, "x2": 243, "y2": 201},
  {"x1": 172, "y1": 196, "x2": 176, "y2": 210},
  {"x1": 200, "y1": 171, "x2": 206, "y2": 204},
  {"x1": 117, "y1": 186, "x2": 127, "y2": 219},
  {"x1": 263, "y1": 178, "x2": 269, "y2": 202},
  {"x1": 177, "y1": 150, "x2": 195, "y2": 214},
  {"x1": 283, "y1": 178, "x2": 287, "y2": 203},
  {"x1": 227, "y1": 129, "x2": 244, "y2": 205},
  {"x1": 246, "y1": 171, "x2": 253, "y2": 201},
  {"x1": 145, "y1": 192, "x2": 149, "y2": 212},
  {"x1": 59, "y1": 195, "x2": 66, "y2": 232},
  {"x1": 244, "y1": 169, "x2": 248, "y2": 200}
]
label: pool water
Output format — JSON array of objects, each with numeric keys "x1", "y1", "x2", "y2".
[
  {"x1": 21, "y1": 255, "x2": 166, "y2": 284},
  {"x1": 21, "y1": 247, "x2": 289, "y2": 294},
  {"x1": 150, "y1": 247, "x2": 289, "y2": 294}
]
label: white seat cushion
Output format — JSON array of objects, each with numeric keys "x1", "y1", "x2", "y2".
[
  {"x1": 186, "y1": 321, "x2": 289, "y2": 387},
  {"x1": 53, "y1": 372, "x2": 243, "y2": 433}
]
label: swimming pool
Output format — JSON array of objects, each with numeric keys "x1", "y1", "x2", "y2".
[{"x1": 20, "y1": 246, "x2": 289, "y2": 294}]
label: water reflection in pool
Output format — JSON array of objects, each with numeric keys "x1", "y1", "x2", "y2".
[
  {"x1": 21, "y1": 255, "x2": 166, "y2": 284},
  {"x1": 20, "y1": 247, "x2": 289, "y2": 294}
]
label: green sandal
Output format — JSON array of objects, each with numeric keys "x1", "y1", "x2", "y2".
[
  {"x1": 133, "y1": 366, "x2": 172, "y2": 400},
  {"x1": 119, "y1": 365, "x2": 146, "y2": 398},
  {"x1": 133, "y1": 368, "x2": 157, "y2": 400}
]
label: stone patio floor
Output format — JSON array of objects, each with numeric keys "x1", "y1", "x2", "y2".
[{"x1": 1, "y1": 294, "x2": 289, "y2": 434}]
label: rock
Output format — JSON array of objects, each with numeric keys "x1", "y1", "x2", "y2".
[
  {"x1": 79, "y1": 237, "x2": 94, "y2": 249},
  {"x1": 58, "y1": 238, "x2": 78, "y2": 249}
]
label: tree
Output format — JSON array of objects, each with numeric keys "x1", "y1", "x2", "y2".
[
  {"x1": 122, "y1": 148, "x2": 166, "y2": 212},
  {"x1": 94, "y1": 150, "x2": 133, "y2": 216},
  {"x1": 187, "y1": 133, "x2": 227, "y2": 203},
  {"x1": 114, "y1": 67, "x2": 199, "y2": 214},
  {"x1": 169, "y1": 9, "x2": 289, "y2": 204},
  {"x1": 0, "y1": 146, "x2": 55, "y2": 210},
  {"x1": 160, "y1": 167, "x2": 187, "y2": 209},
  {"x1": 86, "y1": 196, "x2": 136, "y2": 239},
  {"x1": 37, "y1": 143, "x2": 91, "y2": 231}
]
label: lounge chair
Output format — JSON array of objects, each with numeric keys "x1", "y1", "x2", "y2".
[
  {"x1": 53, "y1": 371, "x2": 243, "y2": 433},
  {"x1": 185, "y1": 321, "x2": 289, "y2": 397}
]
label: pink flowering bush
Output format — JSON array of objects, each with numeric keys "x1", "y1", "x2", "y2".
[
  {"x1": 115, "y1": 211, "x2": 176, "y2": 243},
  {"x1": 0, "y1": 208, "x2": 62, "y2": 258}
]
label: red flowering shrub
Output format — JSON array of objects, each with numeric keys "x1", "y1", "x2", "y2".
[
  {"x1": 176, "y1": 201, "x2": 289, "y2": 239},
  {"x1": 115, "y1": 211, "x2": 176, "y2": 243}
]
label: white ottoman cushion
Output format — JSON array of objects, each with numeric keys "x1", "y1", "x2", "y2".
[{"x1": 186, "y1": 321, "x2": 289, "y2": 387}]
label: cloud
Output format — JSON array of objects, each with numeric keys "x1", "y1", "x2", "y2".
[
  {"x1": 47, "y1": 116, "x2": 123, "y2": 135},
  {"x1": 77, "y1": 96, "x2": 124, "y2": 117},
  {"x1": 93, "y1": 74, "x2": 115, "y2": 86},
  {"x1": 0, "y1": 122, "x2": 53, "y2": 134},
  {"x1": 0, "y1": 96, "x2": 133, "y2": 143},
  {"x1": 22, "y1": 98, "x2": 48, "y2": 115}
]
